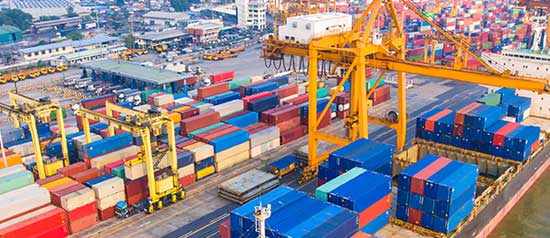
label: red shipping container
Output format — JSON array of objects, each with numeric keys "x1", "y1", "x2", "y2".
[
  {"x1": 0, "y1": 206, "x2": 68, "y2": 238},
  {"x1": 264, "y1": 105, "x2": 300, "y2": 125},
  {"x1": 70, "y1": 168, "x2": 101, "y2": 184},
  {"x1": 424, "y1": 109, "x2": 453, "y2": 132},
  {"x1": 243, "y1": 122, "x2": 270, "y2": 134},
  {"x1": 455, "y1": 103, "x2": 481, "y2": 125},
  {"x1": 183, "y1": 100, "x2": 200, "y2": 106},
  {"x1": 221, "y1": 110, "x2": 247, "y2": 121},
  {"x1": 210, "y1": 71, "x2": 235, "y2": 83},
  {"x1": 493, "y1": 122, "x2": 519, "y2": 147},
  {"x1": 36, "y1": 174, "x2": 64, "y2": 186},
  {"x1": 317, "y1": 179, "x2": 326, "y2": 186},
  {"x1": 410, "y1": 157, "x2": 451, "y2": 195},
  {"x1": 284, "y1": 94, "x2": 308, "y2": 105},
  {"x1": 197, "y1": 82, "x2": 229, "y2": 99},
  {"x1": 67, "y1": 202, "x2": 97, "y2": 233},
  {"x1": 31, "y1": 225, "x2": 69, "y2": 238},
  {"x1": 82, "y1": 95, "x2": 116, "y2": 109},
  {"x1": 280, "y1": 125, "x2": 307, "y2": 145},
  {"x1": 301, "y1": 111, "x2": 332, "y2": 130},
  {"x1": 58, "y1": 162, "x2": 88, "y2": 177},
  {"x1": 369, "y1": 85, "x2": 390, "y2": 100},
  {"x1": 177, "y1": 139, "x2": 199, "y2": 149},
  {"x1": 453, "y1": 124, "x2": 464, "y2": 137},
  {"x1": 358, "y1": 193, "x2": 391, "y2": 227},
  {"x1": 219, "y1": 219, "x2": 231, "y2": 238},
  {"x1": 335, "y1": 93, "x2": 350, "y2": 105},
  {"x1": 180, "y1": 111, "x2": 221, "y2": 136},
  {"x1": 68, "y1": 213, "x2": 98, "y2": 234},
  {"x1": 371, "y1": 93, "x2": 390, "y2": 106},
  {"x1": 179, "y1": 107, "x2": 200, "y2": 120},
  {"x1": 51, "y1": 183, "x2": 86, "y2": 207},
  {"x1": 336, "y1": 110, "x2": 349, "y2": 119},
  {"x1": 242, "y1": 92, "x2": 273, "y2": 109},
  {"x1": 179, "y1": 173, "x2": 196, "y2": 187},
  {"x1": 125, "y1": 177, "x2": 149, "y2": 205},
  {"x1": 48, "y1": 180, "x2": 80, "y2": 194},
  {"x1": 98, "y1": 206, "x2": 115, "y2": 221},
  {"x1": 260, "y1": 104, "x2": 294, "y2": 122},
  {"x1": 196, "y1": 126, "x2": 240, "y2": 143},
  {"x1": 275, "y1": 117, "x2": 301, "y2": 133},
  {"x1": 408, "y1": 208, "x2": 422, "y2": 225},
  {"x1": 272, "y1": 85, "x2": 298, "y2": 99},
  {"x1": 351, "y1": 231, "x2": 373, "y2": 238}
]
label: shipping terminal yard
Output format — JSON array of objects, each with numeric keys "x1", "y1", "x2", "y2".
[{"x1": 2, "y1": 0, "x2": 550, "y2": 238}]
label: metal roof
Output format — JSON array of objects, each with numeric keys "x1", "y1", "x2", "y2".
[
  {"x1": 142, "y1": 11, "x2": 190, "y2": 20},
  {"x1": 61, "y1": 48, "x2": 109, "y2": 61},
  {"x1": 137, "y1": 30, "x2": 187, "y2": 41},
  {"x1": 19, "y1": 41, "x2": 72, "y2": 54},
  {"x1": 82, "y1": 59, "x2": 193, "y2": 85},
  {"x1": 72, "y1": 35, "x2": 118, "y2": 48},
  {"x1": 19, "y1": 35, "x2": 118, "y2": 54}
]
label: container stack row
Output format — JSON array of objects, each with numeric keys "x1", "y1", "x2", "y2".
[
  {"x1": 318, "y1": 138, "x2": 394, "y2": 185},
  {"x1": 416, "y1": 104, "x2": 541, "y2": 162},
  {"x1": 477, "y1": 88, "x2": 531, "y2": 123},
  {"x1": 396, "y1": 154, "x2": 479, "y2": 234}
]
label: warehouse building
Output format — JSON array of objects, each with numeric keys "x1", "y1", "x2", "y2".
[
  {"x1": 82, "y1": 59, "x2": 196, "y2": 92},
  {"x1": 142, "y1": 11, "x2": 190, "y2": 27},
  {"x1": 18, "y1": 35, "x2": 118, "y2": 61},
  {"x1": 32, "y1": 17, "x2": 82, "y2": 33},
  {"x1": 9, "y1": 0, "x2": 84, "y2": 18},
  {"x1": 135, "y1": 30, "x2": 192, "y2": 49},
  {"x1": 0, "y1": 25, "x2": 23, "y2": 45},
  {"x1": 186, "y1": 20, "x2": 224, "y2": 43}
]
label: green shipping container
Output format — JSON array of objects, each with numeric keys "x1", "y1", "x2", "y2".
[
  {"x1": 367, "y1": 75, "x2": 385, "y2": 90},
  {"x1": 0, "y1": 170, "x2": 34, "y2": 194},
  {"x1": 315, "y1": 167, "x2": 365, "y2": 201},
  {"x1": 477, "y1": 93, "x2": 501, "y2": 106},
  {"x1": 229, "y1": 77, "x2": 252, "y2": 90},
  {"x1": 317, "y1": 88, "x2": 329, "y2": 98},
  {"x1": 112, "y1": 166, "x2": 125, "y2": 179},
  {"x1": 408, "y1": 54, "x2": 424, "y2": 61},
  {"x1": 482, "y1": 42, "x2": 493, "y2": 50},
  {"x1": 141, "y1": 89, "x2": 162, "y2": 101},
  {"x1": 188, "y1": 122, "x2": 225, "y2": 138},
  {"x1": 49, "y1": 107, "x2": 67, "y2": 120}
]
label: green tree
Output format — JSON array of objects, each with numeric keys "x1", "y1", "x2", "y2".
[
  {"x1": 124, "y1": 33, "x2": 136, "y2": 49},
  {"x1": 66, "y1": 7, "x2": 78, "y2": 17},
  {"x1": 170, "y1": 0, "x2": 190, "y2": 12},
  {"x1": 116, "y1": 0, "x2": 125, "y2": 6},
  {"x1": 68, "y1": 31, "x2": 83, "y2": 40},
  {"x1": 35, "y1": 40, "x2": 48, "y2": 46},
  {"x1": 39, "y1": 16, "x2": 61, "y2": 21},
  {"x1": 0, "y1": 9, "x2": 32, "y2": 31}
]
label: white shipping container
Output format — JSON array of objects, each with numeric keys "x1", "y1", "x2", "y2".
[
  {"x1": 96, "y1": 191, "x2": 125, "y2": 210},
  {"x1": 249, "y1": 127, "x2": 280, "y2": 148},
  {"x1": 195, "y1": 102, "x2": 213, "y2": 114},
  {"x1": 211, "y1": 100, "x2": 243, "y2": 117},
  {"x1": 0, "y1": 164, "x2": 26, "y2": 179},
  {"x1": 9, "y1": 141, "x2": 34, "y2": 157},
  {"x1": 215, "y1": 142, "x2": 250, "y2": 161},
  {"x1": 154, "y1": 94, "x2": 174, "y2": 106},
  {"x1": 91, "y1": 176, "x2": 125, "y2": 199},
  {"x1": 215, "y1": 150, "x2": 250, "y2": 172},
  {"x1": 61, "y1": 187, "x2": 95, "y2": 211},
  {"x1": 178, "y1": 163, "x2": 195, "y2": 178},
  {"x1": 0, "y1": 185, "x2": 50, "y2": 221},
  {"x1": 133, "y1": 104, "x2": 152, "y2": 113},
  {"x1": 278, "y1": 12, "x2": 353, "y2": 44},
  {"x1": 174, "y1": 97, "x2": 194, "y2": 104},
  {"x1": 251, "y1": 138, "x2": 281, "y2": 158},
  {"x1": 250, "y1": 75, "x2": 264, "y2": 82},
  {"x1": 90, "y1": 145, "x2": 141, "y2": 171},
  {"x1": 189, "y1": 144, "x2": 214, "y2": 162},
  {"x1": 125, "y1": 160, "x2": 170, "y2": 180}
]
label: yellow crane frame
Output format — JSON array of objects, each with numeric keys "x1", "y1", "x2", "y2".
[
  {"x1": 6, "y1": 91, "x2": 68, "y2": 179},
  {"x1": 75, "y1": 102, "x2": 183, "y2": 212},
  {"x1": 262, "y1": 0, "x2": 550, "y2": 181}
]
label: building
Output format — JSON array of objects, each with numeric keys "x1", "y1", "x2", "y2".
[
  {"x1": 236, "y1": 0, "x2": 266, "y2": 30},
  {"x1": 33, "y1": 17, "x2": 82, "y2": 33},
  {"x1": 9, "y1": 0, "x2": 84, "y2": 18},
  {"x1": 56, "y1": 46, "x2": 126, "y2": 65},
  {"x1": 142, "y1": 11, "x2": 190, "y2": 27},
  {"x1": 0, "y1": 25, "x2": 23, "y2": 45},
  {"x1": 186, "y1": 20, "x2": 224, "y2": 43},
  {"x1": 18, "y1": 35, "x2": 118, "y2": 61},
  {"x1": 136, "y1": 30, "x2": 192, "y2": 49},
  {"x1": 205, "y1": 4, "x2": 237, "y2": 23}
]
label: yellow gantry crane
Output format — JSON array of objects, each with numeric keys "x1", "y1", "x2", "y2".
[
  {"x1": 262, "y1": 0, "x2": 550, "y2": 182},
  {"x1": 74, "y1": 102, "x2": 183, "y2": 212},
  {"x1": 0, "y1": 91, "x2": 69, "y2": 179}
]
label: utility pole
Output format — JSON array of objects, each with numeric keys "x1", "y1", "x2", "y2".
[{"x1": 254, "y1": 203, "x2": 271, "y2": 238}]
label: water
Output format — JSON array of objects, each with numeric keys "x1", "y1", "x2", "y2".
[{"x1": 489, "y1": 169, "x2": 550, "y2": 238}]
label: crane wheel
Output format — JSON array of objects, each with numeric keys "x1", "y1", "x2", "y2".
[
  {"x1": 171, "y1": 194, "x2": 177, "y2": 203},
  {"x1": 158, "y1": 201, "x2": 163, "y2": 209},
  {"x1": 148, "y1": 205, "x2": 154, "y2": 214},
  {"x1": 180, "y1": 191, "x2": 185, "y2": 199}
]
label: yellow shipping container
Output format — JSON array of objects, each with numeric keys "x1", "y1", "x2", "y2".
[
  {"x1": 196, "y1": 165, "x2": 215, "y2": 180},
  {"x1": 166, "y1": 112, "x2": 181, "y2": 123},
  {"x1": 44, "y1": 160, "x2": 64, "y2": 177},
  {"x1": 0, "y1": 154, "x2": 22, "y2": 169},
  {"x1": 172, "y1": 105, "x2": 190, "y2": 113},
  {"x1": 329, "y1": 86, "x2": 342, "y2": 96},
  {"x1": 155, "y1": 176, "x2": 173, "y2": 193},
  {"x1": 42, "y1": 177, "x2": 74, "y2": 189}
]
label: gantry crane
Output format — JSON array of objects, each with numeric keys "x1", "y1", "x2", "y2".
[
  {"x1": 517, "y1": 0, "x2": 550, "y2": 50},
  {"x1": 423, "y1": 33, "x2": 469, "y2": 66},
  {"x1": 74, "y1": 102, "x2": 183, "y2": 212},
  {"x1": 262, "y1": 0, "x2": 550, "y2": 182},
  {"x1": 2, "y1": 91, "x2": 69, "y2": 179}
]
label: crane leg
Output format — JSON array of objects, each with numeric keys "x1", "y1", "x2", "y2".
[
  {"x1": 303, "y1": 48, "x2": 319, "y2": 183},
  {"x1": 396, "y1": 71, "x2": 407, "y2": 152}
]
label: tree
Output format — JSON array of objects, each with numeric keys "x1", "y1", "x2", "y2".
[
  {"x1": 66, "y1": 7, "x2": 78, "y2": 17},
  {"x1": 116, "y1": 0, "x2": 125, "y2": 6},
  {"x1": 124, "y1": 33, "x2": 136, "y2": 49},
  {"x1": 39, "y1": 16, "x2": 61, "y2": 21},
  {"x1": 0, "y1": 9, "x2": 32, "y2": 31},
  {"x1": 170, "y1": 0, "x2": 190, "y2": 12},
  {"x1": 68, "y1": 31, "x2": 83, "y2": 40}
]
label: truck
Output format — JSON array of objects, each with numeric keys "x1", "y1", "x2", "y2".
[{"x1": 114, "y1": 200, "x2": 150, "y2": 218}]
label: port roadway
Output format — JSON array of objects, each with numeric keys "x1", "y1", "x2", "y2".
[{"x1": 74, "y1": 75, "x2": 487, "y2": 238}]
